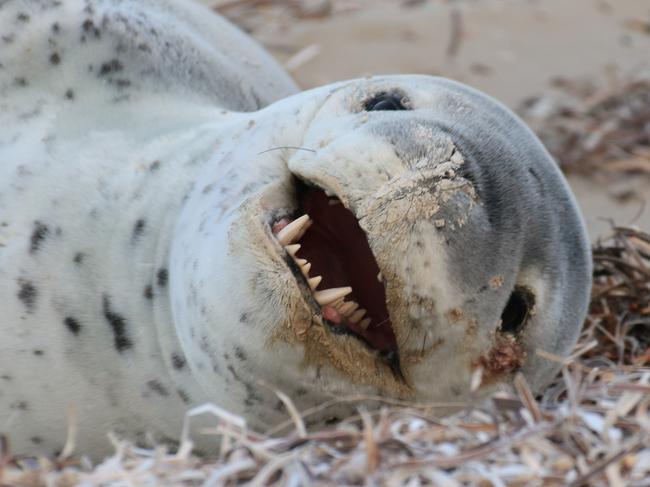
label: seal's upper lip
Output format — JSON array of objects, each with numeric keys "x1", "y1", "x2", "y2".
[{"x1": 270, "y1": 178, "x2": 398, "y2": 354}]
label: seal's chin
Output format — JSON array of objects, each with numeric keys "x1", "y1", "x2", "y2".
[{"x1": 270, "y1": 179, "x2": 398, "y2": 354}]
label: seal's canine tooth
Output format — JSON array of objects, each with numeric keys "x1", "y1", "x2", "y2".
[
  {"x1": 0, "y1": 0, "x2": 591, "y2": 459},
  {"x1": 313, "y1": 287, "x2": 353, "y2": 306},
  {"x1": 276, "y1": 215, "x2": 311, "y2": 245}
]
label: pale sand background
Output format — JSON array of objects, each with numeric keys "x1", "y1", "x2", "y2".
[{"x1": 207, "y1": 0, "x2": 650, "y2": 240}]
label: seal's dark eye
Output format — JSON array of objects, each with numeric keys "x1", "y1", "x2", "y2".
[
  {"x1": 364, "y1": 92, "x2": 408, "y2": 111},
  {"x1": 500, "y1": 287, "x2": 534, "y2": 335}
]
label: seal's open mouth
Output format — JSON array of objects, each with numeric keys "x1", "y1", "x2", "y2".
[{"x1": 271, "y1": 181, "x2": 397, "y2": 354}]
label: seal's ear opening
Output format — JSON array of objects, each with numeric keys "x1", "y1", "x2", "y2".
[{"x1": 500, "y1": 287, "x2": 535, "y2": 335}]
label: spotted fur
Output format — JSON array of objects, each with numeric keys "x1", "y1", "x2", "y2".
[{"x1": 0, "y1": 0, "x2": 591, "y2": 459}]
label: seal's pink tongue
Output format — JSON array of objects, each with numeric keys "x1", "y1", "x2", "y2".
[
  {"x1": 322, "y1": 305, "x2": 342, "y2": 324},
  {"x1": 272, "y1": 218, "x2": 290, "y2": 234}
]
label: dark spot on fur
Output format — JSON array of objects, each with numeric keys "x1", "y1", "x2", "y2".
[
  {"x1": 64, "y1": 317, "x2": 82, "y2": 335},
  {"x1": 30, "y1": 436, "x2": 43, "y2": 445},
  {"x1": 73, "y1": 251, "x2": 85, "y2": 264},
  {"x1": 33, "y1": 350, "x2": 44, "y2": 356},
  {"x1": 14, "y1": 77, "x2": 27, "y2": 87},
  {"x1": 102, "y1": 295, "x2": 132, "y2": 352},
  {"x1": 30, "y1": 221, "x2": 49, "y2": 253},
  {"x1": 81, "y1": 19, "x2": 100, "y2": 38},
  {"x1": 115, "y1": 40, "x2": 128, "y2": 54},
  {"x1": 171, "y1": 353, "x2": 186, "y2": 370},
  {"x1": 157, "y1": 268, "x2": 168, "y2": 287},
  {"x1": 143, "y1": 285, "x2": 153, "y2": 300},
  {"x1": 177, "y1": 389, "x2": 190, "y2": 404},
  {"x1": 235, "y1": 347, "x2": 247, "y2": 361},
  {"x1": 239, "y1": 312, "x2": 249, "y2": 324},
  {"x1": 49, "y1": 52, "x2": 61, "y2": 65},
  {"x1": 113, "y1": 78, "x2": 131, "y2": 88},
  {"x1": 17, "y1": 280, "x2": 37, "y2": 312},
  {"x1": 146, "y1": 380, "x2": 169, "y2": 397},
  {"x1": 243, "y1": 383, "x2": 262, "y2": 406},
  {"x1": 64, "y1": 88, "x2": 75, "y2": 100},
  {"x1": 51, "y1": 22, "x2": 60, "y2": 34},
  {"x1": 17, "y1": 12, "x2": 30, "y2": 22},
  {"x1": 99, "y1": 58, "x2": 123, "y2": 76},
  {"x1": 325, "y1": 416, "x2": 340, "y2": 425},
  {"x1": 227, "y1": 364, "x2": 241, "y2": 382},
  {"x1": 1, "y1": 375, "x2": 11, "y2": 381},
  {"x1": 149, "y1": 160, "x2": 160, "y2": 171},
  {"x1": 11, "y1": 401, "x2": 28, "y2": 410},
  {"x1": 132, "y1": 218, "x2": 146, "y2": 242}
]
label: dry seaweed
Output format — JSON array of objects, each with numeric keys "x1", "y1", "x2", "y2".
[
  {"x1": 1, "y1": 226, "x2": 648, "y2": 486},
  {"x1": 520, "y1": 75, "x2": 650, "y2": 176}
]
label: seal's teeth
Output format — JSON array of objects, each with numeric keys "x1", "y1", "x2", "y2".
[
  {"x1": 338, "y1": 301, "x2": 359, "y2": 317},
  {"x1": 294, "y1": 257, "x2": 308, "y2": 266},
  {"x1": 359, "y1": 318, "x2": 371, "y2": 330},
  {"x1": 314, "y1": 287, "x2": 352, "y2": 306},
  {"x1": 295, "y1": 220, "x2": 313, "y2": 241},
  {"x1": 277, "y1": 214, "x2": 311, "y2": 245},
  {"x1": 300, "y1": 262, "x2": 311, "y2": 276},
  {"x1": 308, "y1": 275, "x2": 322, "y2": 290},
  {"x1": 285, "y1": 244, "x2": 301, "y2": 256},
  {"x1": 328, "y1": 198, "x2": 342, "y2": 206},
  {"x1": 331, "y1": 298, "x2": 346, "y2": 311},
  {"x1": 377, "y1": 272, "x2": 383, "y2": 282},
  {"x1": 349, "y1": 308, "x2": 366, "y2": 324}
]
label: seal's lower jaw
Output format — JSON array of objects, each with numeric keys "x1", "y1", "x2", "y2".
[{"x1": 269, "y1": 178, "x2": 403, "y2": 379}]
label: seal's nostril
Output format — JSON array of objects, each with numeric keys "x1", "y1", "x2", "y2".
[
  {"x1": 364, "y1": 92, "x2": 409, "y2": 111},
  {"x1": 500, "y1": 287, "x2": 535, "y2": 335}
]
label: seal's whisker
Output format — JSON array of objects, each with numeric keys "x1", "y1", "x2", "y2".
[{"x1": 258, "y1": 146, "x2": 316, "y2": 155}]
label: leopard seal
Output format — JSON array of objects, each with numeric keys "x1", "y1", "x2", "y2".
[{"x1": 0, "y1": 0, "x2": 591, "y2": 458}]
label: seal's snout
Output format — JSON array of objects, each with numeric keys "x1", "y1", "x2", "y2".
[{"x1": 270, "y1": 181, "x2": 397, "y2": 353}]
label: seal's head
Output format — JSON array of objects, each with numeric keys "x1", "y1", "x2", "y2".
[{"x1": 173, "y1": 76, "x2": 591, "y2": 426}]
